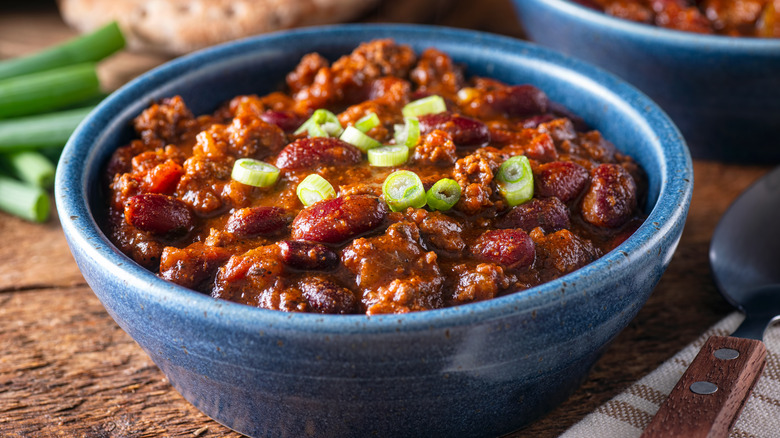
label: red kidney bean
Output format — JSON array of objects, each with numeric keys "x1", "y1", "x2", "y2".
[
  {"x1": 291, "y1": 195, "x2": 386, "y2": 244},
  {"x1": 226, "y1": 206, "x2": 288, "y2": 238},
  {"x1": 275, "y1": 137, "x2": 363, "y2": 170},
  {"x1": 535, "y1": 161, "x2": 590, "y2": 203},
  {"x1": 124, "y1": 194, "x2": 193, "y2": 236},
  {"x1": 495, "y1": 197, "x2": 570, "y2": 233},
  {"x1": 581, "y1": 164, "x2": 638, "y2": 228},
  {"x1": 492, "y1": 85, "x2": 549, "y2": 118},
  {"x1": 278, "y1": 240, "x2": 339, "y2": 271},
  {"x1": 260, "y1": 110, "x2": 303, "y2": 133},
  {"x1": 299, "y1": 277, "x2": 358, "y2": 314},
  {"x1": 418, "y1": 112, "x2": 490, "y2": 148},
  {"x1": 472, "y1": 229, "x2": 535, "y2": 269}
]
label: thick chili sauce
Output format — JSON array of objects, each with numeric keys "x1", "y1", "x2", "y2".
[
  {"x1": 575, "y1": 0, "x2": 780, "y2": 36},
  {"x1": 105, "y1": 40, "x2": 647, "y2": 315}
]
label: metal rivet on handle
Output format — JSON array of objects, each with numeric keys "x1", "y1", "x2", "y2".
[
  {"x1": 690, "y1": 381, "x2": 718, "y2": 395},
  {"x1": 714, "y1": 348, "x2": 739, "y2": 360}
]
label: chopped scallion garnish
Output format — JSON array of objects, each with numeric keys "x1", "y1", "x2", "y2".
[
  {"x1": 294, "y1": 109, "x2": 343, "y2": 138},
  {"x1": 354, "y1": 112, "x2": 380, "y2": 133},
  {"x1": 231, "y1": 158, "x2": 280, "y2": 187},
  {"x1": 296, "y1": 174, "x2": 336, "y2": 207},
  {"x1": 393, "y1": 117, "x2": 420, "y2": 149},
  {"x1": 402, "y1": 95, "x2": 446, "y2": 118},
  {"x1": 496, "y1": 155, "x2": 534, "y2": 206},
  {"x1": 426, "y1": 178, "x2": 461, "y2": 211},
  {"x1": 382, "y1": 170, "x2": 426, "y2": 212},
  {"x1": 368, "y1": 145, "x2": 409, "y2": 167},
  {"x1": 340, "y1": 125, "x2": 381, "y2": 152}
]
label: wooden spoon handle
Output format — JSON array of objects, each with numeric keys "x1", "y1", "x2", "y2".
[{"x1": 641, "y1": 336, "x2": 766, "y2": 438}]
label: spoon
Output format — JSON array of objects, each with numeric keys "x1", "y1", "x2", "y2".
[{"x1": 642, "y1": 166, "x2": 780, "y2": 438}]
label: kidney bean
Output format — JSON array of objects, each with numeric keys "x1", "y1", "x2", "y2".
[
  {"x1": 535, "y1": 161, "x2": 590, "y2": 203},
  {"x1": 581, "y1": 164, "x2": 637, "y2": 228},
  {"x1": 275, "y1": 137, "x2": 363, "y2": 170},
  {"x1": 124, "y1": 194, "x2": 193, "y2": 236},
  {"x1": 291, "y1": 195, "x2": 386, "y2": 244},
  {"x1": 472, "y1": 229, "x2": 535, "y2": 269},
  {"x1": 226, "y1": 206, "x2": 288, "y2": 238},
  {"x1": 278, "y1": 240, "x2": 339, "y2": 271},
  {"x1": 299, "y1": 277, "x2": 358, "y2": 314},
  {"x1": 260, "y1": 110, "x2": 303, "y2": 133},
  {"x1": 418, "y1": 112, "x2": 490, "y2": 148},
  {"x1": 495, "y1": 197, "x2": 570, "y2": 233},
  {"x1": 492, "y1": 85, "x2": 549, "y2": 118}
]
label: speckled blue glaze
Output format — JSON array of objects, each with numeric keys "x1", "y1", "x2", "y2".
[
  {"x1": 55, "y1": 25, "x2": 692, "y2": 437},
  {"x1": 513, "y1": 0, "x2": 780, "y2": 163}
]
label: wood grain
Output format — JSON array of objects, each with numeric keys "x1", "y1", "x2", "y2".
[
  {"x1": 640, "y1": 336, "x2": 767, "y2": 438},
  {"x1": 0, "y1": 1, "x2": 774, "y2": 437}
]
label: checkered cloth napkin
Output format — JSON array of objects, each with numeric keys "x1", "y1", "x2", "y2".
[{"x1": 562, "y1": 312, "x2": 780, "y2": 438}]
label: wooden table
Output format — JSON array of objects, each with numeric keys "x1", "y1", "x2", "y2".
[{"x1": 0, "y1": 1, "x2": 772, "y2": 436}]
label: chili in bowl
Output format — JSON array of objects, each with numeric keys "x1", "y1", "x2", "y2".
[
  {"x1": 514, "y1": 0, "x2": 780, "y2": 163},
  {"x1": 105, "y1": 39, "x2": 648, "y2": 315},
  {"x1": 56, "y1": 25, "x2": 692, "y2": 437}
]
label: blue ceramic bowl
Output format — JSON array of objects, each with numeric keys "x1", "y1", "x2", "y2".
[
  {"x1": 55, "y1": 24, "x2": 692, "y2": 437},
  {"x1": 513, "y1": 0, "x2": 780, "y2": 163}
]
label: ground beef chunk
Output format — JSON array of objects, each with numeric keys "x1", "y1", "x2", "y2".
[
  {"x1": 405, "y1": 208, "x2": 466, "y2": 254},
  {"x1": 413, "y1": 130, "x2": 458, "y2": 166},
  {"x1": 159, "y1": 242, "x2": 232, "y2": 291},
  {"x1": 342, "y1": 221, "x2": 445, "y2": 314},
  {"x1": 530, "y1": 228, "x2": 601, "y2": 280},
  {"x1": 448, "y1": 263, "x2": 510, "y2": 305},
  {"x1": 213, "y1": 244, "x2": 306, "y2": 311},
  {"x1": 288, "y1": 40, "x2": 417, "y2": 111},
  {"x1": 410, "y1": 47, "x2": 465, "y2": 98},
  {"x1": 453, "y1": 148, "x2": 504, "y2": 215},
  {"x1": 133, "y1": 96, "x2": 197, "y2": 144}
]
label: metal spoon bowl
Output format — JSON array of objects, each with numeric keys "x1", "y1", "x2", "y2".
[
  {"x1": 642, "y1": 166, "x2": 780, "y2": 438},
  {"x1": 711, "y1": 166, "x2": 780, "y2": 340}
]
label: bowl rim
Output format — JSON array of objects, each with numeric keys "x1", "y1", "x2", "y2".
[
  {"x1": 55, "y1": 23, "x2": 692, "y2": 334},
  {"x1": 527, "y1": 0, "x2": 780, "y2": 51}
]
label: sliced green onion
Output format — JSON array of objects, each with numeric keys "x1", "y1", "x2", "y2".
[
  {"x1": 496, "y1": 155, "x2": 534, "y2": 207},
  {"x1": 0, "y1": 174, "x2": 50, "y2": 222},
  {"x1": 402, "y1": 95, "x2": 446, "y2": 118},
  {"x1": 0, "y1": 106, "x2": 94, "y2": 152},
  {"x1": 354, "y1": 112, "x2": 380, "y2": 133},
  {"x1": 0, "y1": 63, "x2": 101, "y2": 119},
  {"x1": 0, "y1": 22, "x2": 125, "y2": 81},
  {"x1": 426, "y1": 178, "x2": 461, "y2": 211},
  {"x1": 231, "y1": 158, "x2": 280, "y2": 187},
  {"x1": 368, "y1": 145, "x2": 409, "y2": 167},
  {"x1": 340, "y1": 125, "x2": 382, "y2": 152},
  {"x1": 296, "y1": 174, "x2": 336, "y2": 207},
  {"x1": 382, "y1": 170, "x2": 426, "y2": 212},
  {"x1": 294, "y1": 109, "x2": 343, "y2": 138},
  {"x1": 393, "y1": 117, "x2": 420, "y2": 149},
  {"x1": 3, "y1": 151, "x2": 56, "y2": 188}
]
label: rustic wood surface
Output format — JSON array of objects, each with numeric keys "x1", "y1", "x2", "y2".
[{"x1": 0, "y1": 1, "x2": 773, "y2": 437}]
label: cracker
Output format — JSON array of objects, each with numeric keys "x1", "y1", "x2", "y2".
[{"x1": 58, "y1": 0, "x2": 381, "y2": 55}]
